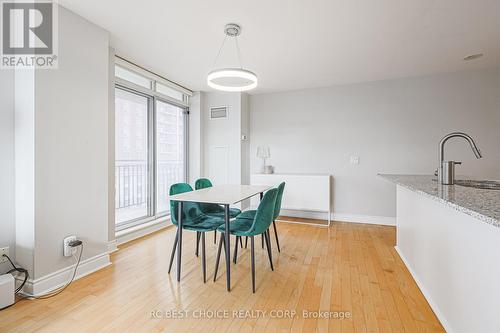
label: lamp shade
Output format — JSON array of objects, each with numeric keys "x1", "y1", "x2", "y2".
[{"x1": 256, "y1": 146, "x2": 270, "y2": 159}]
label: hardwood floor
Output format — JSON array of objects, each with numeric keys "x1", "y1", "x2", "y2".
[{"x1": 0, "y1": 221, "x2": 444, "y2": 333}]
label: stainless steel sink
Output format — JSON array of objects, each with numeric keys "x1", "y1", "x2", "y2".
[{"x1": 455, "y1": 180, "x2": 500, "y2": 190}]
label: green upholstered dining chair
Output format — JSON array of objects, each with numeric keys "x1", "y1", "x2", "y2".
[
  {"x1": 195, "y1": 178, "x2": 242, "y2": 244},
  {"x1": 213, "y1": 188, "x2": 278, "y2": 293},
  {"x1": 240, "y1": 182, "x2": 285, "y2": 252},
  {"x1": 168, "y1": 183, "x2": 225, "y2": 283}
]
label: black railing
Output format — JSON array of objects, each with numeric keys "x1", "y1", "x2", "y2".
[{"x1": 115, "y1": 160, "x2": 184, "y2": 210}]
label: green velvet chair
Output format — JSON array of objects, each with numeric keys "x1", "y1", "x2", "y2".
[
  {"x1": 168, "y1": 183, "x2": 225, "y2": 282},
  {"x1": 240, "y1": 182, "x2": 285, "y2": 252},
  {"x1": 195, "y1": 178, "x2": 242, "y2": 244},
  {"x1": 213, "y1": 188, "x2": 278, "y2": 293}
]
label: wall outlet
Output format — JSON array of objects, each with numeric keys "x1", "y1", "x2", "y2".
[
  {"x1": 0, "y1": 247, "x2": 9, "y2": 264},
  {"x1": 350, "y1": 156, "x2": 360, "y2": 165},
  {"x1": 63, "y1": 236, "x2": 77, "y2": 257}
]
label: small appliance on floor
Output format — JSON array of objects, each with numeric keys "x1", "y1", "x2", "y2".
[{"x1": 0, "y1": 274, "x2": 15, "y2": 309}]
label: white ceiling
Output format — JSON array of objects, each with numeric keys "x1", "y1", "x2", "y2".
[{"x1": 60, "y1": 0, "x2": 500, "y2": 94}]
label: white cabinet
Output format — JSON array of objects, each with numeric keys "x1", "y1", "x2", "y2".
[{"x1": 250, "y1": 174, "x2": 332, "y2": 226}]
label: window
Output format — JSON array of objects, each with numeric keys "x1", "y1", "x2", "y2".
[
  {"x1": 114, "y1": 58, "x2": 191, "y2": 230},
  {"x1": 115, "y1": 88, "x2": 150, "y2": 225},
  {"x1": 156, "y1": 82, "x2": 184, "y2": 102},
  {"x1": 115, "y1": 66, "x2": 152, "y2": 89},
  {"x1": 156, "y1": 100, "x2": 185, "y2": 214}
]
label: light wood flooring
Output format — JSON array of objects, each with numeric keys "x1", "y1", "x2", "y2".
[{"x1": 0, "y1": 220, "x2": 444, "y2": 332}]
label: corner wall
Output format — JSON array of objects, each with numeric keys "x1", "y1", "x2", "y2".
[
  {"x1": 12, "y1": 6, "x2": 111, "y2": 293},
  {"x1": 0, "y1": 69, "x2": 15, "y2": 274}
]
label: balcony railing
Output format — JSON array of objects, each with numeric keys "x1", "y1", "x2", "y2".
[
  {"x1": 115, "y1": 160, "x2": 147, "y2": 209},
  {"x1": 115, "y1": 160, "x2": 184, "y2": 211}
]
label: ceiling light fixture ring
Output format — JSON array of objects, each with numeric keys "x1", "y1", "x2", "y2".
[
  {"x1": 207, "y1": 68, "x2": 258, "y2": 92},
  {"x1": 207, "y1": 23, "x2": 257, "y2": 92}
]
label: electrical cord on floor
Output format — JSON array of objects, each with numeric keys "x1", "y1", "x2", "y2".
[
  {"x1": 27, "y1": 242, "x2": 84, "y2": 300},
  {"x1": 0, "y1": 241, "x2": 84, "y2": 307},
  {"x1": 3, "y1": 254, "x2": 29, "y2": 294}
]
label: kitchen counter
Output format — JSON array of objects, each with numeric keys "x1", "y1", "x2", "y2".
[
  {"x1": 379, "y1": 174, "x2": 500, "y2": 228},
  {"x1": 381, "y1": 173, "x2": 500, "y2": 333}
]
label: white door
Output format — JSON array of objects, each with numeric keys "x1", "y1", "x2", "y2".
[{"x1": 208, "y1": 146, "x2": 229, "y2": 185}]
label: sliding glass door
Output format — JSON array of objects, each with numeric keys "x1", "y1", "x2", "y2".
[
  {"x1": 155, "y1": 100, "x2": 186, "y2": 215},
  {"x1": 115, "y1": 88, "x2": 151, "y2": 225},
  {"x1": 115, "y1": 88, "x2": 187, "y2": 229}
]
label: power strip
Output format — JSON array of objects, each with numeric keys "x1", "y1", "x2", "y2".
[{"x1": 0, "y1": 274, "x2": 15, "y2": 309}]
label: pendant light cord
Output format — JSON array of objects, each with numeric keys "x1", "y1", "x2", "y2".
[
  {"x1": 212, "y1": 33, "x2": 244, "y2": 69},
  {"x1": 212, "y1": 35, "x2": 227, "y2": 68}
]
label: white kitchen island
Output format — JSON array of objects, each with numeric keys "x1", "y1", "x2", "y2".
[{"x1": 381, "y1": 175, "x2": 500, "y2": 333}]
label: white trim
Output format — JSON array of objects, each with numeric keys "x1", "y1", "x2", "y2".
[
  {"x1": 17, "y1": 252, "x2": 111, "y2": 297},
  {"x1": 265, "y1": 209, "x2": 395, "y2": 226},
  {"x1": 331, "y1": 213, "x2": 395, "y2": 226},
  {"x1": 116, "y1": 217, "x2": 172, "y2": 245},
  {"x1": 107, "y1": 239, "x2": 118, "y2": 254},
  {"x1": 394, "y1": 246, "x2": 452, "y2": 333}
]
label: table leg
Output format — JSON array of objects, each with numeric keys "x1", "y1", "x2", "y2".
[
  {"x1": 224, "y1": 204, "x2": 231, "y2": 291},
  {"x1": 177, "y1": 201, "x2": 183, "y2": 282}
]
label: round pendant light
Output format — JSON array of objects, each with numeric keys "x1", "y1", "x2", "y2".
[{"x1": 207, "y1": 24, "x2": 258, "y2": 92}]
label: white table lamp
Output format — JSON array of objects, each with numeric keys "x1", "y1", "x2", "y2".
[{"x1": 257, "y1": 146, "x2": 272, "y2": 174}]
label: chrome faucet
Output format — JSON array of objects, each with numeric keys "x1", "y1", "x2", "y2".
[{"x1": 438, "y1": 132, "x2": 482, "y2": 185}]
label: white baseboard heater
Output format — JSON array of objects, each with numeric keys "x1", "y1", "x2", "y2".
[{"x1": 250, "y1": 173, "x2": 332, "y2": 227}]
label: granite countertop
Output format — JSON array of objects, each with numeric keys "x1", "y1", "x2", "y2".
[{"x1": 379, "y1": 174, "x2": 500, "y2": 228}]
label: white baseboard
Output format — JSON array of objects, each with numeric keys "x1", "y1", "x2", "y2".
[
  {"x1": 17, "y1": 252, "x2": 111, "y2": 297},
  {"x1": 276, "y1": 209, "x2": 396, "y2": 226},
  {"x1": 332, "y1": 213, "x2": 395, "y2": 226},
  {"x1": 116, "y1": 218, "x2": 171, "y2": 246},
  {"x1": 394, "y1": 246, "x2": 452, "y2": 333},
  {"x1": 107, "y1": 239, "x2": 118, "y2": 254}
]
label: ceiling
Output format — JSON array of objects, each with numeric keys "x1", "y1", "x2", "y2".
[{"x1": 60, "y1": 0, "x2": 500, "y2": 94}]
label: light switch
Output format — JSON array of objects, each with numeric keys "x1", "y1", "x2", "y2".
[{"x1": 350, "y1": 156, "x2": 360, "y2": 165}]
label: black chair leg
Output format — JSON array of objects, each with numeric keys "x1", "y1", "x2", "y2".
[
  {"x1": 239, "y1": 236, "x2": 243, "y2": 248},
  {"x1": 264, "y1": 230, "x2": 274, "y2": 271},
  {"x1": 272, "y1": 221, "x2": 281, "y2": 252},
  {"x1": 214, "y1": 233, "x2": 225, "y2": 281},
  {"x1": 245, "y1": 236, "x2": 248, "y2": 248},
  {"x1": 195, "y1": 232, "x2": 200, "y2": 257},
  {"x1": 201, "y1": 232, "x2": 206, "y2": 283},
  {"x1": 168, "y1": 232, "x2": 179, "y2": 274},
  {"x1": 214, "y1": 230, "x2": 217, "y2": 244},
  {"x1": 251, "y1": 236, "x2": 255, "y2": 293},
  {"x1": 261, "y1": 234, "x2": 264, "y2": 248},
  {"x1": 233, "y1": 236, "x2": 239, "y2": 264}
]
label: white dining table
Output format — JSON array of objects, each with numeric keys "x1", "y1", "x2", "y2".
[{"x1": 169, "y1": 184, "x2": 271, "y2": 291}]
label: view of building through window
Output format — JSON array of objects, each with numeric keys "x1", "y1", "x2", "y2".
[
  {"x1": 115, "y1": 88, "x2": 186, "y2": 226},
  {"x1": 156, "y1": 100, "x2": 185, "y2": 214}
]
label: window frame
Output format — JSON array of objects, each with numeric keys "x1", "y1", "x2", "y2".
[{"x1": 114, "y1": 60, "x2": 190, "y2": 232}]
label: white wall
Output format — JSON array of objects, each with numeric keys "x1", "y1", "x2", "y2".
[
  {"x1": 12, "y1": 6, "x2": 110, "y2": 287},
  {"x1": 188, "y1": 92, "x2": 203, "y2": 183},
  {"x1": 108, "y1": 47, "x2": 116, "y2": 244},
  {"x1": 250, "y1": 69, "x2": 500, "y2": 220},
  {"x1": 202, "y1": 92, "x2": 242, "y2": 185},
  {"x1": 33, "y1": 6, "x2": 110, "y2": 279},
  {"x1": 0, "y1": 69, "x2": 15, "y2": 274}
]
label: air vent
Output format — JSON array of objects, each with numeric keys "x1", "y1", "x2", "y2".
[{"x1": 210, "y1": 106, "x2": 228, "y2": 119}]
